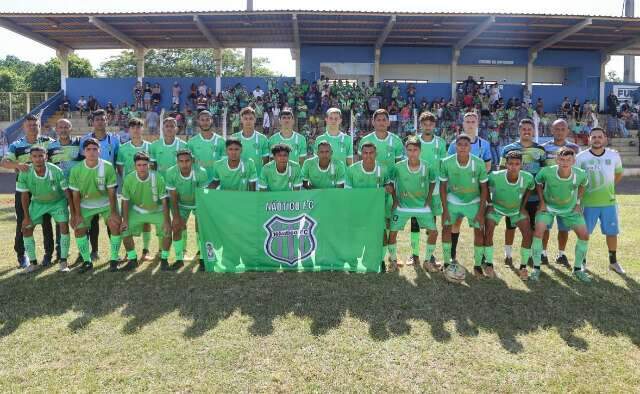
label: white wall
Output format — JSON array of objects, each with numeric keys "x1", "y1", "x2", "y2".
[{"x1": 380, "y1": 64, "x2": 565, "y2": 84}]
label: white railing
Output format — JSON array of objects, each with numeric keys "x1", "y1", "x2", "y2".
[{"x1": 0, "y1": 92, "x2": 59, "y2": 122}]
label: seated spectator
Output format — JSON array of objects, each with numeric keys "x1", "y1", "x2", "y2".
[
  {"x1": 253, "y1": 85, "x2": 264, "y2": 98},
  {"x1": 76, "y1": 95, "x2": 87, "y2": 117}
]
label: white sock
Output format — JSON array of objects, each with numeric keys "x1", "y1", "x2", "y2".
[
  {"x1": 542, "y1": 250, "x2": 548, "y2": 257},
  {"x1": 504, "y1": 245, "x2": 512, "y2": 258},
  {"x1": 558, "y1": 250, "x2": 566, "y2": 257}
]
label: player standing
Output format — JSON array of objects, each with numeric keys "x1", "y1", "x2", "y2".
[
  {"x1": 268, "y1": 109, "x2": 308, "y2": 165},
  {"x1": 210, "y1": 139, "x2": 258, "y2": 191},
  {"x1": 258, "y1": 144, "x2": 303, "y2": 191},
  {"x1": 232, "y1": 107, "x2": 270, "y2": 176},
  {"x1": 149, "y1": 117, "x2": 188, "y2": 178},
  {"x1": 187, "y1": 110, "x2": 225, "y2": 181},
  {"x1": 301, "y1": 141, "x2": 346, "y2": 189},
  {"x1": 358, "y1": 109, "x2": 404, "y2": 169},
  {"x1": 314, "y1": 108, "x2": 354, "y2": 166}
]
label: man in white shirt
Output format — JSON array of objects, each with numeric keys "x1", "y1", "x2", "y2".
[{"x1": 253, "y1": 85, "x2": 265, "y2": 99}]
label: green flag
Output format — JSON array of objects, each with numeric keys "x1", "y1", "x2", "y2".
[{"x1": 196, "y1": 188, "x2": 384, "y2": 273}]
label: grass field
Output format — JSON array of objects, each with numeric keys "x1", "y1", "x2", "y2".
[{"x1": 0, "y1": 194, "x2": 638, "y2": 392}]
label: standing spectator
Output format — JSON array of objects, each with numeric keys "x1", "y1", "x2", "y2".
[
  {"x1": 172, "y1": 81, "x2": 182, "y2": 108},
  {"x1": 151, "y1": 83, "x2": 162, "y2": 106},
  {"x1": 489, "y1": 83, "x2": 501, "y2": 105},
  {"x1": 143, "y1": 82, "x2": 152, "y2": 111},
  {"x1": 197, "y1": 80, "x2": 208, "y2": 97},
  {"x1": 189, "y1": 83, "x2": 198, "y2": 108},
  {"x1": 133, "y1": 81, "x2": 143, "y2": 109},
  {"x1": 146, "y1": 110, "x2": 159, "y2": 134}
]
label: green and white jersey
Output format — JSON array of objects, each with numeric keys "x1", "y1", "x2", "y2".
[
  {"x1": 345, "y1": 161, "x2": 391, "y2": 189},
  {"x1": 186, "y1": 132, "x2": 226, "y2": 180},
  {"x1": 535, "y1": 165, "x2": 588, "y2": 214},
  {"x1": 164, "y1": 165, "x2": 210, "y2": 209},
  {"x1": 211, "y1": 158, "x2": 258, "y2": 191},
  {"x1": 391, "y1": 159, "x2": 436, "y2": 212},
  {"x1": 149, "y1": 137, "x2": 188, "y2": 178},
  {"x1": 16, "y1": 163, "x2": 68, "y2": 203},
  {"x1": 269, "y1": 131, "x2": 307, "y2": 161},
  {"x1": 313, "y1": 131, "x2": 354, "y2": 164},
  {"x1": 231, "y1": 130, "x2": 270, "y2": 176},
  {"x1": 116, "y1": 140, "x2": 151, "y2": 176},
  {"x1": 419, "y1": 135, "x2": 448, "y2": 196},
  {"x1": 121, "y1": 170, "x2": 167, "y2": 214},
  {"x1": 358, "y1": 132, "x2": 404, "y2": 169},
  {"x1": 258, "y1": 160, "x2": 303, "y2": 191},
  {"x1": 68, "y1": 159, "x2": 118, "y2": 209},
  {"x1": 576, "y1": 148, "x2": 623, "y2": 207},
  {"x1": 301, "y1": 156, "x2": 346, "y2": 189},
  {"x1": 439, "y1": 155, "x2": 488, "y2": 205},
  {"x1": 488, "y1": 170, "x2": 535, "y2": 216}
]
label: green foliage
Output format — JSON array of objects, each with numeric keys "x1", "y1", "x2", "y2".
[
  {"x1": 0, "y1": 54, "x2": 94, "y2": 92},
  {"x1": 607, "y1": 70, "x2": 623, "y2": 83}
]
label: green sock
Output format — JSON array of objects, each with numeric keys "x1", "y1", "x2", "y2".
[
  {"x1": 76, "y1": 235, "x2": 91, "y2": 262},
  {"x1": 109, "y1": 235, "x2": 122, "y2": 261},
  {"x1": 484, "y1": 245, "x2": 494, "y2": 265},
  {"x1": 388, "y1": 244, "x2": 397, "y2": 260},
  {"x1": 574, "y1": 239, "x2": 589, "y2": 270},
  {"x1": 182, "y1": 230, "x2": 188, "y2": 249},
  {"x1": 531, "y1": 237, "x2": 543, "y2": 268},
  {"x1": 425, "y1": 243, "x2": 437, "y2": 263},
  {"x1": 174, "y1": 238, "x2": 185, "y2": 260},
  {"x1": 142, "y1": 231, "x2": 151, "y2": 250},
  {"x1": 382, "y1": 245, "x2": 388, "y2": 260},
  {"x1": 127, "y1": 249, "x2": 137, "y2": 260},
  {"x1": 442, "y1": 242, "x2": 452, "y2": 265},
  {"x1": 410, "y1": 231, "x2": 420, "y2": 256},
  {"x1": 474, "y1": 246, "x2": 484, "y2": 267},
  {"x1": 161, "y1": 250, "x2": 169, "y2": 260},
  {"x1": 24, "y1": 236, "x2": 36, "y2": 262},
  {"x1": 520, "y1": 248, "x2": 531, "y2": 268},
  {"x1": 60, "y1": 233, "x2": 70, "y2": 260}
]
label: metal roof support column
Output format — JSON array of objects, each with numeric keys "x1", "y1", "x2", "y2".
[
  {"x1": 450, "y1": 49, "x2": 460, "y2": 103},
  {"x1": 135, "y1": 47, "x2": 147, "y2": 83},
  {"x1": 57, "y1": 48, "x2": 71, "y2": 93},
  {"x1": 291, "y1": 48, "x2": 301, "y2": 84},
  {"x1": 214, "y1": 48, "x2": 223, "y2": 94},
  {"x1": 244, "y1": 48, "x2": 252, "y2": 77},
  {"x1": 526, "y1": 51, "x2": 537, "y2": 97},
  {"x1": 373, "y1": 48, "x2": 381, "y2": 85},
  {"x1": 600, "y1": 52, "x2": 611, "y2": 112}
]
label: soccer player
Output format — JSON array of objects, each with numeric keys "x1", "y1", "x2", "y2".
[
  {"x1": 440, "y1": 134, "x2": 489, "y2": 278},
  {"x1": 314, "y1": 108, "x2": 354, "y2": 165},
  {"x1": 17, "y1": 147, "x2": 72, "y2": 273},
  {"x1": 484, "y1": 151, "x2": 534, "y2": 280},
  {"x1": 210, "y1": 139, "x2": 258, "y2": 191},
  {"x1": 408, "y1": 111, "x2": 448, "y2": 266},
  {"x1": 387, "y1": 137, "x2": 439, "y2": 272},
  {"x1": 258, "y1": 144, "x2": 303, "y2": 191},
  {"x1": 446, "y1": 112, "x2": 492, "y2": 262},
  {"x1": 358, "y1": 109, "x2": 404, "y2": 169},
  {"x1": 530, "y1": 147, "x2": 590, "y2": 282},
  {"x1": 1, "y1": 113, "x2": 56, "y2": 268},
  {"x1": 149, "y1": 117, "x2": 188, "y2": 178},
  {"x1": 542, "y1": 119, "x2": 580, "y2": 267},
  {"x1": 232, "y1": 107, "x2": 270, "y2": 176},
  {"x1": 345, "y1": 142, "x2": 394, "y2": 271},
  {"x1": 68, "y1": 139, "x2": 122, "y2": 273},
  {"x1": 49, "y1": 118, "x2": 82, "y2": 178},
  {"x1": 120, "y1": 152, "x2": 172, "y2": 271},
  {"x1": 301, "y1": 141, "x2": 346, "y2": 189},
  {"x1": 576, "y1": 127, "x2": 625, "y2": 274},
  {"x1": 166, "y1": 150, "x2": 210, "y2": 272},
  {"x1": 268, "y1": 109, "x2": 308, "y2": 165},
  {"x1": 187, "y1": 110, "x2": 225, "y2": 181},
  {"x1": 500, "y1": 119, "x2": 546, "y2": 266}
]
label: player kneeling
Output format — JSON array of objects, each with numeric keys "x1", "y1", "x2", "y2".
[
  {"x1": 484, "y1": 151, "x2": 535, "y2": 280},
  {"x1": 530, "y1": 147, "x2": 591, "y2": 282},
  {"x1": 387, "y1": 137, "x2": 440, "y2": 273},
  {"x1": 120, "y1": 152, "x2": 172, "y2": 271},
  {"x1": 18, "y1": 147, "x2": 73, "y2": 273}
]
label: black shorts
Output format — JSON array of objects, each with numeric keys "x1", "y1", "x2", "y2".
[{"x1": 506, "y1": 200, "x2": 538, "y2": 230}]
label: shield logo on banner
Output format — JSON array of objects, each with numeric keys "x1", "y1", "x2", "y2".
[{"x1": 264, "y1": 214, "x2": 318, "y2": 266}]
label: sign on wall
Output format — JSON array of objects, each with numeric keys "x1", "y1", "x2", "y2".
[{"x1": 612, "y1": 84, "x2": 640, "y2": 103}]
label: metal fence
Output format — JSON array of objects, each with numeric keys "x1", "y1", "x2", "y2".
[{"x1": 0, "y1": 92, "x2": 58, "y2": 122}]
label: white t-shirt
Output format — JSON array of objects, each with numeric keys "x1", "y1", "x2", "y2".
[
  {"x1": 576, "y1": 148, "x2": 623, "y2": 207},
  {"x1": 253, "y1": 89, "x2": 264, "y2": 98}
]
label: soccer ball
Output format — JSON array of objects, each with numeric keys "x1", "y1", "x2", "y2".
[{"x1": 444, "y1": 263, "x2": 466, "y2": 284}]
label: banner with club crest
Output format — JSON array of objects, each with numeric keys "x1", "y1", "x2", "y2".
[{"x1": 195, "y1": 188, "x2": 384, "y2": 273}]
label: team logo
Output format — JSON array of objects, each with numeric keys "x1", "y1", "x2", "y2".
[
  {"x1": 204, "y1": 241, "x2": 216, "y2": 262},
  {"x1": 263, "y1": 214, "x2": 317, "y2": 266}
]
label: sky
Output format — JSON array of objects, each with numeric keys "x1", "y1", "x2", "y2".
[{"x1": 0, "y1": 0, "x2": 634, "y2": 78}]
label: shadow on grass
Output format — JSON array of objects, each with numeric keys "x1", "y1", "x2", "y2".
[{"x1": 0, "y1": 260, "x2": 638, "y2": 354}]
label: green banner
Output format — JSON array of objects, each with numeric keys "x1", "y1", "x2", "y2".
[{"x1": 195, "y1": 188, "x2": 384, "y2": 273}]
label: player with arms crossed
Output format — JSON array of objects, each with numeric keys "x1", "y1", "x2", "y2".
[
  {"x1": 68, "y1": 139, "x2": 122, "y2": 273},
  {"x1": 314, "y1": 108, "x2": 353, "y2": 166},
  {"x1": 17, "y1": 147, "x2": 73, "y2": 273},
  {"x1": 232, "y1": 107, "x2": 270, "y2": 176},
  {"x1": 165, "y1": 150, "x2": 210, "y2": 272},
  {"x1": 268, "y1": 109, "x2": 308, "y2": 165},
  {"x1": 576, "y1": 127, "x2": 625, "y2": 274},
  {"x1": 345, "y1": 142, "x2": 394, "y2": 272},
  {"x1": 530, "y1": 147, "x2": 590, "y2": 282},
  {"x1": 302, "y1": 141, "x2": 346, "y2": 189},
  {"x1": 120, "y1": 152, "x2": 171, "y2": 271},
  {"x1": 484, "y1": 151, "x2": 534, "y2": 280},
  {"x1": 258, "y1": 144, "x2": 303, "y2": 191},
  {"x1": 387, "y1": 137, "x2": 440, "y2": 273},
  {"x1": 440, "y1": 134, "x2": 489, "y2": 281}
]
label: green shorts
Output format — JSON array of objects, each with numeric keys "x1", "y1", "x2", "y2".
[
  {"x1": 430, "y1": 194, "x2": 443, "y2": 216},
  {"x1": 445, "y1": 202, "x2": 480, "y2": 229},
  {"x1": 178, "y1": 206, "x2": 194, "y2": 222},
  {"x1": 390, "y1": 209, "x2": 436, "y2": 231},
  {"x1": 78, "y1": 206, "x2": 114, "y2": 229},
  {"x1": 535, "y1": 210, "x2": 585, "y2": 230},
  {"x1": 486, "y1": 209, "x2": 527, "y2": 226},
  {"x1": 124, "y1": 209, "x2": 166, "y2": 237},
  {"x1": 29, "y1": 199, "x2": 69, "y2": 226}
]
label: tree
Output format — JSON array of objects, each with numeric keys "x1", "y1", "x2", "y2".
[
  {"x1": 25, "y1": 54, "x2": 95, "y2": 92},
  {"x1": 0, "y1": 55, "x2": 35, "y2": 92},
  {"x1": 98, "y1": 48, "x2": 276, "y2": 78},
  {"x1": 606, "y1": 70, "x2": 623, "y2": 83},
  {"x1": 0, "y1": 69, "x2": 21, "y2": 92}
]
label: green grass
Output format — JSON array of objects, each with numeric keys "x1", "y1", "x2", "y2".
[{"x1": 0, "y1": 195, "x2": 639, "y2": 392}]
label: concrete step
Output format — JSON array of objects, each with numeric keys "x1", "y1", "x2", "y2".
[
  {"x1": 621, "y1": 156, "x2": 640, "y2": 166},
  {"x1": 609, "y1": 137, "x2": 638, "y2": 146},
  {"x1": 623, "y1": 167, "x2": 640, "y2": 176},
  {"x1": 611, "y1": 145, "x2": 639, "y2": 154}
]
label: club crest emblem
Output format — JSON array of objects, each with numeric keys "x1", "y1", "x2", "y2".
[{"x1": 264, "y1": 214, "x2": 317, "y2": 266}]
